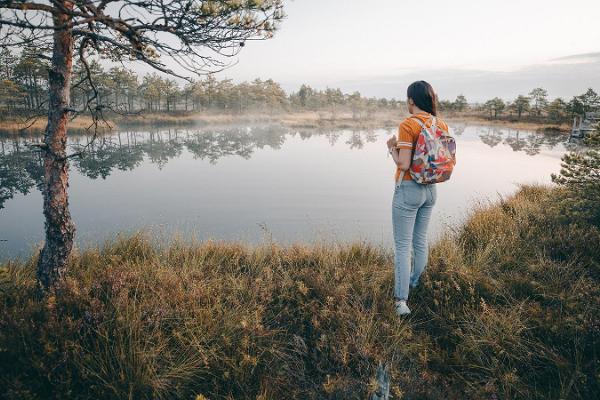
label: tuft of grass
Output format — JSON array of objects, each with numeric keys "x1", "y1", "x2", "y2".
[{"x1": 1, "y1": 185, "x2": 599, "y2": 399}]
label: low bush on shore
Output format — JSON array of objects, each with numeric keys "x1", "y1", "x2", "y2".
[{"x1": 1, "y1": 185, "x2": 598, "y2": 399}]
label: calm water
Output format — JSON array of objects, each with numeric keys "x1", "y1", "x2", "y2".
[{"x1": 0, "y1": 122, "x2": 572, "y2": 260}]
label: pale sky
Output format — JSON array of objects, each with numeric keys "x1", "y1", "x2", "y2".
[{"x1": 216, "y1": 0, "x2": 600, "y2": 101}]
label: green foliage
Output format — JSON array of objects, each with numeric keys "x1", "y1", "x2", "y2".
[
  {"x1": 510, "y1": 95, "x2": 530, "y2": 118},
  {"x1": 287, "y1": 84, "x2": 401, "y2": 119},
  {"x1": 453, "y1": 94, "x2": 468, "y2": 112},
  {"x1": 1, "y1": 186, "x2": 599, "y2": 399},
  {"x1": 0, "y1": 46, "x2": 31, "y2": 113},
  {"x1": 529, "y1": 87, "x2": 549, "y2": 116},
  {"x1": 476, "y1": 88, "x2": 598, "y2": 123},
  {"x1": 546, "y1": 97, "x2": 567, "y2": 121},
  {"x1": 567, "y1": 96, "x2": 586, "y2": 117},
  {"x1": 484, "y1": 97, "x2": 505, "y2": 119},
  {"x1": 552, "y1": 129, "x2": 600, "y2": 227},
  {"x1": 0, "y1": 78, "x2": 26, "y2": 112},
  {"x1": 578, "y1": 88, "x2": 600, "y2": 113},
  {"x1": 566, "y1": 88, "x2": 599, "y2": 118},
  {"x1": 0, "y1": 48, "x2": 401, "y2": 117},
  {"x1": 438, "y1": 99, "x2": 454, "y2": 112}
]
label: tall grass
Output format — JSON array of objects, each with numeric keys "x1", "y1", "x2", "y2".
[{"x1": 1, "y1": 185, "x2": 598, "y2": 399}]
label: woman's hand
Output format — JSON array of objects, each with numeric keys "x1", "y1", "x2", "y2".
[{"x1": 387, "y1": 136, "x2": 397, "y2": 150}]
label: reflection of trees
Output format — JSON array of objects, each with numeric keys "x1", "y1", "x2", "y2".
[
  {"x1": 141, "y1": 131, "x2": 184, "y2": 169},
  {"x1": 0, "y1": 140, "x2": 43, "y2": 208},
  {"x1": 295, "y1": 127, "x2": 377, "y2": 149},
  {"x1": 479, "y1": 127, "x2": 504, "y2": 147},
  {"x1": 2, "y1": 125, "x2": 362, "y2": 205},
  {"x1": 452, "y1": 124, "x2": 466, "y2": 136},
  {"x1": 504, "y1": 131, "x2": 528, "y2": 152},
  {"x1": 504, "y1": 130, "x2": 548, "y2": 155},
  {"x1": 252, "y1": 125, "x2": 287, "y2": 151},
  {"x1": 345, "y1": 129, "x2": 377, "y2": 149},
  {"x1": 539, "y1": 131, "x2": 568, "y2": 148},
  {"x1": 523, "y1": 134, "x2": 545, "y2": 156},
  {"x1": 184, "y1": 130, "x2": 255, "y2": 162},
  {"x1": 477, "y1": 126, "x2": 568, "y2": 155},
  {"x1": 72, "y1": 134, "x2": 145, "y2": 179},
  {"x1": 319, "y1": 129, "x2": 343, "y2": 146},
  {"x1": 0, "y1": 126, "x2": 294, "y2": 207},
  {"x1": 7, "y1": 124, "x2": 533, "y2": 208},
  {"x1": 184, "y1": 125, "x2": 286, "y2": 163}
]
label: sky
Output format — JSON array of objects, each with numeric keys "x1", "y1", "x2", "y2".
[{"x1": 211, "y1": 0, "x2": 600, "y2": 102}]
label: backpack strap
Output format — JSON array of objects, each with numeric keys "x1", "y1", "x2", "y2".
[
  {"x1": 410, "y1": 115, "x2": 425, "y2": 128},
  {"x1": 410, "y1": 115, "x2": 436, "y2": 130}
]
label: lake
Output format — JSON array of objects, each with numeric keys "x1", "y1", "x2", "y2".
[{"x1": 0, "y1": 122, "x2": 572, "y2": 261}]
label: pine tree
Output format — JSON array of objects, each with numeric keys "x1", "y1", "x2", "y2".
[{"x1": 552, "y1": 128, "x2": 600, "y2": 226}]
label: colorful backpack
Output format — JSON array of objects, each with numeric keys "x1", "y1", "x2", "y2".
[{"x1": 409, "y1": 116, "x2": 456, "y2": 184}]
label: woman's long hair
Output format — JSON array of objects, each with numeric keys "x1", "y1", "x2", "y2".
[{"x1": 407, "y1": 80, "x2": 438, "y2": 116}]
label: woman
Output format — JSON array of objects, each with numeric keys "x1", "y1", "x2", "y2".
[{"x1": 386, "y1": 80, "x2": 449, "y2": 316}]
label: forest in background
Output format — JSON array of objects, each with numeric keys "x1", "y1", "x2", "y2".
[{"x1": 1, "y1": 48, "x2": 599, "y2": 126}]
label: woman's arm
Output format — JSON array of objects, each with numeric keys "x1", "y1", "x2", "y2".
[
  {"x1": 391, "y1": 148, "x2": 412, "y2": 170},
  {"x1": 387, "y1": 137, "x2": 412, "y2": 170}
]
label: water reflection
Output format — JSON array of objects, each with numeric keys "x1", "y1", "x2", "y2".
[
  {"x1": 0, "y1": 124, "x2": 570, "y2": 210},
  {"x1": 0, "y1": 125, "x2": 380, "y2": 208},
  {"x1": 346, "y1": 130, "x2": 378, "y2": 149},
  {"x1": 0, "y1": 122, "x2": 576, "y2": 261},
  {"x1": 477, "y1": 126, "x2": 569, "y2": 155},
  {"x1": 0, "y1": 140, "x2": 44, "y2": 209}
]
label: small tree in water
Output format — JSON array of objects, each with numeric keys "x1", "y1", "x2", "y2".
[
  {"x1": 0, "y1": 0, "x2": 284, "y2": 291},
  {"x1": 552, "y1": 127, "x2": 600, "y2": 227}
]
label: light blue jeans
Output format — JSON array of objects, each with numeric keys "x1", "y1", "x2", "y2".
[{"x1": 392, "y1": 178, "x2": 437, "y2": 300}]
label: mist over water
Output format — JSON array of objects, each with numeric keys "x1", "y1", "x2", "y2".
[{"x1": 0, "y1": 123, "x2": 572, "y2": 260}]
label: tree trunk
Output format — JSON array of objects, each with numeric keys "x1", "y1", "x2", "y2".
[{"x1": 36, "y1": 4, "x2": 75, "y2": 291}]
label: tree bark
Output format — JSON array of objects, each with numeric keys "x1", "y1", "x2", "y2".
[{"x1": 36, "y1": 4, "x2": 75, "y2": 291}]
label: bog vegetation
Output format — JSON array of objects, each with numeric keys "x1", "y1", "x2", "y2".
[
  {"x1": 1, "y1": 186, "x2": 598, "y2": 400},
  {"x1": 1, "y1": 129, "x2": 599, "y2": 398}
]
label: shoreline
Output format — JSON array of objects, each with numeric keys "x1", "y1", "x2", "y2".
[
  {"x1": 445, "y1": 114, "x2": 570, "y2": 132},
  {"x1": 0, "y1": 111, "x2": 571, "y2": 137}
]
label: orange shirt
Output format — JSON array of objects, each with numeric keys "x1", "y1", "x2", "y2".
[{"x1": 395, "y1": 112, "x2": 449, "y2": 182}]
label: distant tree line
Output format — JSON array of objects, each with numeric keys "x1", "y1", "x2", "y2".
[
  {"x1": 0, "y1": 48, "x2": 399, "y2": 118},
  {"x1": 2, "y1": 48, "x2": 598, "y2": 123},
  {"x1": 440, "y1": 87, "x2": 600, "y2": 122}
]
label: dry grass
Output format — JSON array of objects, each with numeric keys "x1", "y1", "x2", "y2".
[
  {"x1": 0, "y1": 110, "x2": 571, "y2": 138},
  {"x1": 0, "y1": 110, "x2": 401, "y2": 137},
  {"x1": 0, "y1": 115, "x2": 114, "y2": 136},
  {"x1": 445, "y1": 113, "x2": 571, "y2": 132},
  {"x1": 0, "y1": 185, "x2": 598, "y2": 399}
]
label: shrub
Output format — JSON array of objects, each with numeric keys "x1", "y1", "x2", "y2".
[{"x1": 552, "y1": 128, "x2": 600, "y2": 227}]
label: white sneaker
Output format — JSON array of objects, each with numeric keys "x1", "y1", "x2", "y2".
[{"x1": 395, "y1": 300, "x2": 411, "y2": 316}]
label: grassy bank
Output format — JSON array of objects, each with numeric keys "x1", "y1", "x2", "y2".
[
  {"x1": 0, "y1": 116, "x2": 115, "y2": 137},
  {"x1": 1, "y1": 186, "x2": 598, "y2": 399},
  {"x1": 446, "y1": 114, "x2": 571, "y2": 133},
  {"x1": 445, "y1": 113, "x2": 571, "y2": 132}
]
